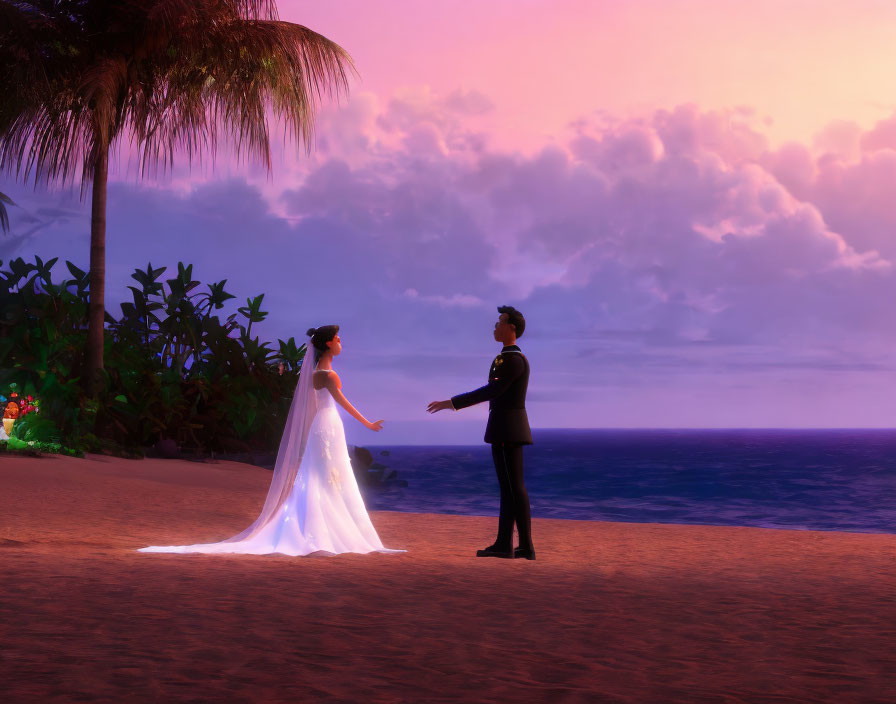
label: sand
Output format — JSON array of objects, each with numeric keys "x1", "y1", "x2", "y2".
[{"x1": 1, "y1": 452, "x2": 895, "y2": 703}]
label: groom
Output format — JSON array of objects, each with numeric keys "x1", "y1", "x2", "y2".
[{"x1": 427, "y1": 306, "x2": 535, "y2": 560}]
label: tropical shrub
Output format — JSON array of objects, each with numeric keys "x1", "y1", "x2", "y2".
[{"x1": 0, "y1": 257, "x2": 305, "y2": 455}]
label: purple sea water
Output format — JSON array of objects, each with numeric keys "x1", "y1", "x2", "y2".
[{"x1": 360, "y1": 429, "x2": 896, "y2": 534}]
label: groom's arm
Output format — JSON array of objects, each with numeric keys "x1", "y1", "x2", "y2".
[{"x1": 450, "y1": 355, "x2": 524, "y2": 410}]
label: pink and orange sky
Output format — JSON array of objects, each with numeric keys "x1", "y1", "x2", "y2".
[{"x1": 4, "y1": 0, "x2": 896, "y2": 443}]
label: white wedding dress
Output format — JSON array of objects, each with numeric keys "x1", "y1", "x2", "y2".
[{"x1": 139, "y1": 368, "x2": 405, "y2": 557}]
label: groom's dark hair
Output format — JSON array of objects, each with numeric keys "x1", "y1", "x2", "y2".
[
  {"x1": 498, "y1": 305, "x2": 525, "y2": 338},
  {"x1": 307, "y1": 325, "x2": 339, "y2": 362}
]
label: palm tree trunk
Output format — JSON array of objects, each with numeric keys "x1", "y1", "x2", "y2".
[{"x1": 85, "y1": 148, "x2": 108, "y2": 396}]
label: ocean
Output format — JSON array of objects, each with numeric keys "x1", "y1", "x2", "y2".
[{"x1": 359, "y1": 429, "x2": 896, "y2": 534}]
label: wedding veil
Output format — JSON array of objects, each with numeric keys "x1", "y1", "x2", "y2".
[{"x1": 223, "y1": 336, "x2": 318, "y2": 543}]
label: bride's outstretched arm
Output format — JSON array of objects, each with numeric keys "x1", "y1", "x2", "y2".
[{"x1": 324, "y1": 375, "x2": 384, "y2": 431}]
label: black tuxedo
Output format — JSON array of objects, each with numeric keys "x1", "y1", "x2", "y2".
[
  {"x1": 450, "y1": 346, "x2": 533, "y2": 445},
  {"x1": 451, "y1": 345, "x2": 534, "y2": 552}
]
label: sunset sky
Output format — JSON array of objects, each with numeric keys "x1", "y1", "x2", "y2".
[{"x1": 4, "y1": 0, "x2": 896, "y2": 443}]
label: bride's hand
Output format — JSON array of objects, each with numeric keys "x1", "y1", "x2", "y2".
[{"x1": 367, "y1": 419, "x2": 384, "y2": 432}]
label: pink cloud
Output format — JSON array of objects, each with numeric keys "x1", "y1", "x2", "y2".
[{"x1": 7, "y1": 91, "x2": 896, "y2": 430}]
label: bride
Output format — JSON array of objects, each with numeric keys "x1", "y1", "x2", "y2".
[{"x1": 139, "y1": 325, "x2": 405, "y2": 557}]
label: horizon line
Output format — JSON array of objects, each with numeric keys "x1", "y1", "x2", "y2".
[
  {"x1": 353, "y1": 426, "x2": 896, "y2": 448},
  {"x1": 531, "y1": 426, "x2": 896, "y2": 431}
]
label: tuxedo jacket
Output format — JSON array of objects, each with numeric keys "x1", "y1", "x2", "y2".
[{"x1": 451, "y1": 345, "x2": 533, "y2": 445}]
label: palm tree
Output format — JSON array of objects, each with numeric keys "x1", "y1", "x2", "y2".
[
  {"x1": 0, "y1": 0, "x2": 352, "y2": 394},
  {"x1": 0, "y1": 191, "x2": 12, "y2": 233}
]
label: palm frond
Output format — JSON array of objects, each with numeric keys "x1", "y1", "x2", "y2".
[
  {"x1": 0, "y1": 0, "x2": 355, "y2": 187},
  {"x1": 146, "y1": 0, "x2": 279, "y2": 24},
  {"x1": 127, "y1": 16, "x2": 354, "y2": 176},
  {"x1": 0, "y1": 190, "x2": 13, "y2": 233}
]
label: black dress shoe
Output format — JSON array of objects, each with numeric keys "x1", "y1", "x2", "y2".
[
  {"x1": 514, "y1": 547, "x2": 536, "y2": 560},
  {"x1": 476, "y1": 545, "x2": 515, "y2": 558}
]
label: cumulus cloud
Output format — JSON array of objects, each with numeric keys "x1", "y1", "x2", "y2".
[{"x1": 402, "y1": 288, "x2": 486, "y2": 308}]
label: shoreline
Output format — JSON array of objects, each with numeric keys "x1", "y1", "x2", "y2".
[{"x1": 12, "y1": 448, "x2": 896, "y2": 536}]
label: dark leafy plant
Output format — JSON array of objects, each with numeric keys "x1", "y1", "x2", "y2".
[
  {"x1": 10, "y1": 411, "x2": 61, "y2": 443},
  {"x1": 1, "y1": 256, "x2": 307, "y2": 455},
  {"x1": 0, "y1": 436, "x2": 82, "y2": 457}
]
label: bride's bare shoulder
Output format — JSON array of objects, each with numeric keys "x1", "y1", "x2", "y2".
[
  {"x1": 312, "y1": 369, "x2": 341, "y2": 390},
  {"x1": 312, "y1": 369, "x2": 330, "y2": 390}
]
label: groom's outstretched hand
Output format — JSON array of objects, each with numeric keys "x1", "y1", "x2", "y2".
[{"x1": 427, "y1": 400, "x2": 454, "y2": 413}]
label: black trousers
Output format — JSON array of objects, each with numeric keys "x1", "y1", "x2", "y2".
[{"x1": 491, "y1": 443, "x2": 533, "y2": 551}]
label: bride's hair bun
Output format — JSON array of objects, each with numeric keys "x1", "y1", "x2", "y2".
[{"x1": 307, "y1": 325, "x2": 340, "y2": 360}]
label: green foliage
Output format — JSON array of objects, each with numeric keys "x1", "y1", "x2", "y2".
[
  {"x1": 0, "y1": 437, "x2": 82, "y2": 457},
  {"x1": 10, "y1": 411, "x2": 61, "y2": 443},
  {"x1": 1, "y1": 256, "x2": 307, "y2": 455},
  {"x1": 1, "y1": 255, "x2": 92, "y2": 445}
]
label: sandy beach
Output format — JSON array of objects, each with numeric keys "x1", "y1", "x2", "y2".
[{"x1": 1, "y1": 453, "x2": 894, "y2": 703}]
